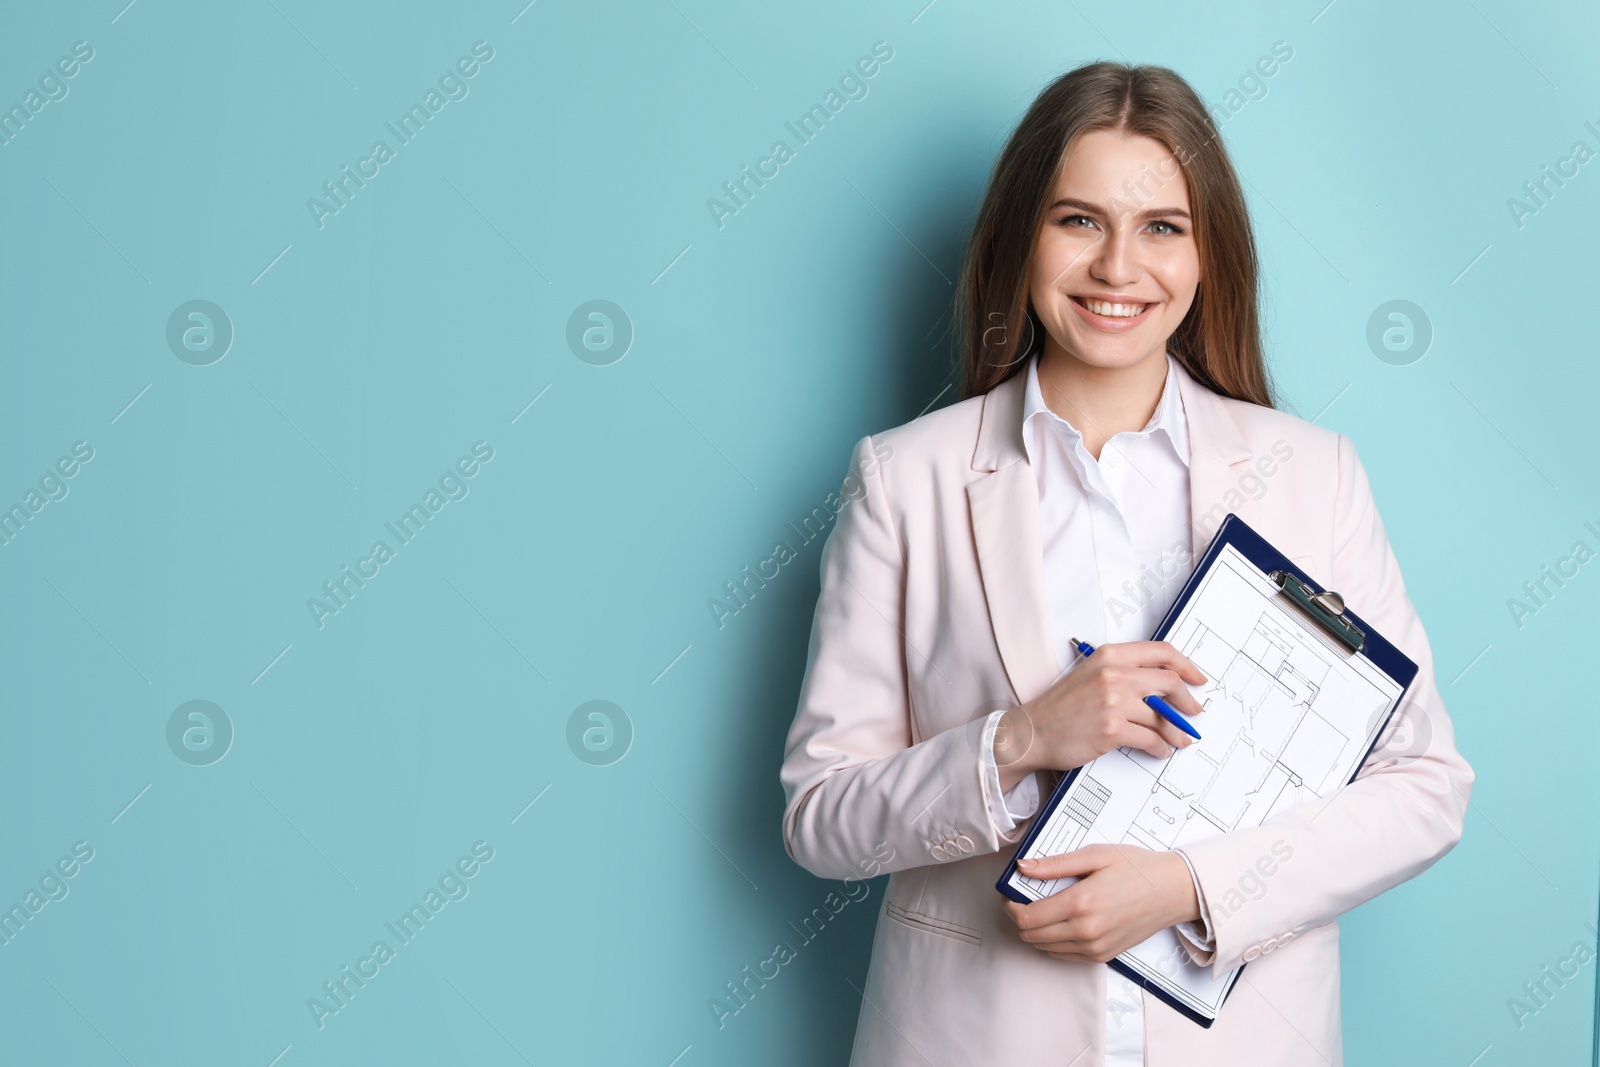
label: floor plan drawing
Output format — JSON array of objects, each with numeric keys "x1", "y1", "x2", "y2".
[
  {"x1": 1122, "y1": 611, "x2": 1358, "y2": 853},
  {"x1": 1005, "y1": 543, "x2": 1408, "y2": 1017}
]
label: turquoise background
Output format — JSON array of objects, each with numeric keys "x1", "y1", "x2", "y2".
[{"x1": 0, "y1": 0, "x2": 1596, "y2": 1064}]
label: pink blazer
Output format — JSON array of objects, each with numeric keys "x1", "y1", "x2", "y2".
[{"x1": 780, "y1": 359, "x2": 1473, "y2": 1066}]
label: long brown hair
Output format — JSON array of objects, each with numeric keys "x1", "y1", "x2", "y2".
[{"x1": 953, "y1": 61, "x2": 1274, "y2": 407}]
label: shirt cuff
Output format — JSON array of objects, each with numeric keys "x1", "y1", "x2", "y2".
[
  {"x1": 1174, "y1": 848, "x2": 1216, "y2": 954},
  {"x1": 979, "y1": 710, "x2": 1041, "y2": 833}
]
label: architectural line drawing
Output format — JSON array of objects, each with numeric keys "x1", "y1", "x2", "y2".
[{"x1": 1007, "y1": 545, "x2": 1406, "y2": 1013}]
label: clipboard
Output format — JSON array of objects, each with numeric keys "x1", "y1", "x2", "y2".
[{"x1": 994, "y1": 512, "x2": 1419, "y2": 1028}]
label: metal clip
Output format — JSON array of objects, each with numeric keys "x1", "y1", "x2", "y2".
[{"x1": 1267, "y1": 569, "x2": 1366, "y2": 653}]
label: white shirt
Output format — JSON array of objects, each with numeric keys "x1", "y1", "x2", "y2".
[{"x1": 980, "y1": 350, "x2": 1216, "y2": 1064}]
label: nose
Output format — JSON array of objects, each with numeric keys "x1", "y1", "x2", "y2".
[{"x1": 1089, "y1": 224, "x2": 1140, "y2": 289}]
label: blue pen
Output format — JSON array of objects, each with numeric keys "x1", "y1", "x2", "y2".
[{"x1": 1069, "y1": 637, "x2": 1202, "y2": 741}]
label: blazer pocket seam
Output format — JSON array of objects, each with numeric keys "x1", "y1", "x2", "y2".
[{"x1": 885, "y1": 901, "x2": 982, "y2": 947}]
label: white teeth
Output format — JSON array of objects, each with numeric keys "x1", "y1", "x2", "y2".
[{"x1": 1083, "y1": 299, "x2": 1147, "y2": 318}]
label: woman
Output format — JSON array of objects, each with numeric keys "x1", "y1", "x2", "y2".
[{"x1": 779, "y1": 61, "x2": 1472, "y2": 1066}]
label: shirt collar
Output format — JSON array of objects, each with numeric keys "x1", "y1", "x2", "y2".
[{"x1": 1021, "y1": 350, "x2": 1191, "y2": 469}]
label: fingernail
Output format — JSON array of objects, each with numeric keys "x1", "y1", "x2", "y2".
[{"x1": 1018, "y1": 857, "x2": 1037, "y2": 868}]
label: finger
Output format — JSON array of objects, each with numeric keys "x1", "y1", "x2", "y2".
[
  {"x1": 1045, "y1": 948, "x2": 1098, "y2": 963},
  {"x1": 1023, "y1": 917, "x2": 1113, "y2": 956},
  {"x1": 1113, "y1": 719, "x2": 1176, "y2": 760},
  {"x1": 1005, "y1": 886, "x2": 1088, "y2": 933},
  {"x1": 1004, "y1": 893, "x2": 1074, "y2": 931},
  {"x1": 1015, "y1": 915, "x2": 1097, "y2": 945},
  {"x1": 1109, "y1": 641, "x2": 1208, "y2": 685},
  {"x1": 1016, "y1": 843, "x2": 1115, "y2": 881},
  {"x1": 1156, "y1": 641, "x2": 1209, "y2": 685},
  {"x1": 1123, "y1": 703, "x2": 1195, "y2": 752},
  {"x1": 1047, "y1": 943, "x2": 1120, "y2": 964},
  {"x1": 1134, "y1": 666, "x2": 1206, "y2": 719}
]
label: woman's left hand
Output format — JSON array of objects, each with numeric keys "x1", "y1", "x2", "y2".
[{"x1": 1002, "y1": 844, "x2": 1201, "y2": 964}]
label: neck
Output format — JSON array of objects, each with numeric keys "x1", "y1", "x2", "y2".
[{"x1": 1035, "y1": 344, "x2": 1169, "y2": 460}]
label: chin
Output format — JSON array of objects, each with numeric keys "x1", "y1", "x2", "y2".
[
  {"x1": 1055, "y1": 335, "x2": 1166, "y2": 371},
  {"x1": 1080, "y1": 347, "x2": 1153, "y2": 368}
]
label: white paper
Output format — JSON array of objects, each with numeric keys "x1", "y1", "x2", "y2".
[{"x1": 1007, "y1": 543, "x2": 1405, "y2": 1019}]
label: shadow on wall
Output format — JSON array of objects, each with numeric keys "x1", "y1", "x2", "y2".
[{"x1": 709, "y1": 152, "x2": 980, "y2": 1063}]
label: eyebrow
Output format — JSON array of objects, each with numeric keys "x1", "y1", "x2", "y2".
[{"x1": 1049, "y1": 197, "x2": 1191, "y2": 220}]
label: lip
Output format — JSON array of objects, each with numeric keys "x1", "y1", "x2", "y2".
[{"x1": 1068, "y1": 294, "x2": 1155, "y2": 332}]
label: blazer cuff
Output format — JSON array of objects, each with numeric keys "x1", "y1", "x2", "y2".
[
  {"x1": 978, "y1": 710, "x2": 1041, "y2": 834},
  {"x1": 1173, "y1": 848, "x2": 1217, "y2": 966}
]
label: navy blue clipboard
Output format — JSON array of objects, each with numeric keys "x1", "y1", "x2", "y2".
[{"x1": 993, "y1": 512, "x2": 1419, "y2": 1028}]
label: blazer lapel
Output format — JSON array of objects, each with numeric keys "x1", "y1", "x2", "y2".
[
  {"x1": 969, "y1": 461, "x2": 1061, "y2": 705},
  {"x1": 968, "y1": 371, "x2": 1062, "y2": 705},
  {"x1": 1173, "y1": 361, "x2": 1257, "y2": 549},
  {"x1": 966, "y1": 359, "x2": 1259, "y2": 705}
]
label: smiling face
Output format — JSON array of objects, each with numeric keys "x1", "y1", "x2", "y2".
[{"x1": 1028, "y1": 128, "x2": 1201, "y2": 374}]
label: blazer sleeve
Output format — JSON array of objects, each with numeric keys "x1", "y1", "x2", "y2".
[
  {"x1": 781, "y1": 434, "x2": 1026, "y2": 883},
  {"x1": 1174, "y1": 432, "x2": 1475, "y2": 977}
]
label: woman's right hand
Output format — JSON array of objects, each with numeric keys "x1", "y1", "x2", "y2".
[{"x1": 993, "y1": 640, "x2": 1208, "y2": 791}]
